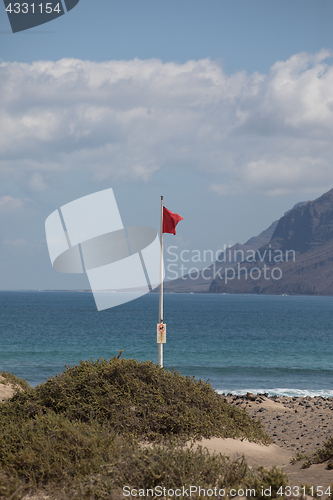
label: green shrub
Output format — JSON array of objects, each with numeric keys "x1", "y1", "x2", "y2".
[
  {"x1": 250, "y1": 466, "x2": 288, "y2": 499},
  {"x1": 1, "y1": 357, "x2": 270, "y2": 443},
  {"x1": 0, "y1": 411, "x2": 287, "y2": 499},
  {"x1": 0, "y1": 371, "x2": 31, "y2": 391},
  {"x1": 0, "y1": 411, "x2": 128, "y2": 484},
  {"x1": 290, "y1": 451, "x2": 308, "y2": 464},
  {"x1": 302, "y1": 437, "x2": 333, "y2": 469},
  {"x1": 0, "y1": 358, "x2": 283, "y2": 499},
  {"x1": 0, "y1": 471, "x2": 26, "y2": 499}
]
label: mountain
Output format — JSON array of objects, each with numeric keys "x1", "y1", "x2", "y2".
[
  {"x1": 209, "y1": 188, "x2": 333, "y2": 296},
  {"x1": 163, "y1": 218, "x2": 279, "y2": 293},
  {"x1": 163, "y1": 201, "x2": 308, "y2": 293}
]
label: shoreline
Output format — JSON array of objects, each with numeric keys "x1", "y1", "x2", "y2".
[{"x1": 219, "y1": 390, "x2": 333, "y2": 398}]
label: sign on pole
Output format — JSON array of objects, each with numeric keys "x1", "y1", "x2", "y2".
[{"x1": 157, "y1": 323, "x2": 166, "y2": 344}]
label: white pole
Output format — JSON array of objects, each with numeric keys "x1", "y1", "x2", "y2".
[{"x1": 158, "y1": 195, "x2": 164, "y2": 367}]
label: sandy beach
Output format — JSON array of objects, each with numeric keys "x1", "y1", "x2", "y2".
[
  {"x1": 0, "y1": 375, "x2": 17, "y2": 401},
  {"x1": 193, "y1": 393, "x2": 333, "y2": 488},
  {"x1": 1, "y1": 380, "x2": 333, "y2": 492}
]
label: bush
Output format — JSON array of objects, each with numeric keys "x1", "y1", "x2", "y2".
[
  {"x1": 1, "y1": 357, "x2": 270, "y2": 443},
  {"x1": 0, "y1": 371, "x2": 31, "y2": 391},
  {"x1": 0, "y1": 357, "x2": 286, "y2": 499},
  {"x1": 302, "y1": 436, "x2": 333, "y2": 469}
]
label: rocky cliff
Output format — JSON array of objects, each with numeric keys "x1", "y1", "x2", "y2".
[
  {"x1": 210, "y1": 188, "x2": 333, "y2": 296},
  {"x1": 163, "y1": 219, "x2": 279, "y2": 293}
]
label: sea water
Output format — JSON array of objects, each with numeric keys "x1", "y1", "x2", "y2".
[{"x1": 0, "y1": 291, "x2": 332, "y2": 397}]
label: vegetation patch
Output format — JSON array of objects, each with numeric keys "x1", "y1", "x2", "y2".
[
  {"x1": 2, "y1": 357, "x2": 270, "y2": 443},
  {"x1": 0, "y1": 356, "x2": 289, "y2": 499},
  {"x1": 290, "y1": 451, "x2": 308, "y2": 464},
  {"x1": 0, "y1": 371, "x2": 31, "y2": 391},
  {"x1": 301, "y1": 436, "x2": 333, "y2": 469}
]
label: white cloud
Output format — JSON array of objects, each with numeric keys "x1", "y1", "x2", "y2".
[
  {"x1": 0, "y1": 196, "x2": 31, "y2": 214},
  {"x1": 1, "y1": 51, "x2": 333, "y2": 195},
  {"x1": 28, "y1": 172, "x2": 47, "y2": 192}
]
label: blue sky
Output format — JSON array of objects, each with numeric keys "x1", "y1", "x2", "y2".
[
  {"x1": 1, "y1": 0, "x2": 333, "y2": 289},
  {"x1": 2, "y1": 1, "x2": 333, "y2": 72}
]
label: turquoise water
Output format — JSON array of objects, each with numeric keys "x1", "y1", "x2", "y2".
[{"x1": 0, "y1": 291, "x2": 332, "y2": 397}]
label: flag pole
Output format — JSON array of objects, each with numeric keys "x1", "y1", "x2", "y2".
[{"x1": 158, "y1": 195, "x2": 164, "y2": 367}]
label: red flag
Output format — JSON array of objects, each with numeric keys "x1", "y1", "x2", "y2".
[{"x1": 163, "y1": 206, "x2": 183, "y2": 235}]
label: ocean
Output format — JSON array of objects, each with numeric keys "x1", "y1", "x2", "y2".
[{"x1": 0, "y1": 291, "x2": 332, "y2": 397}]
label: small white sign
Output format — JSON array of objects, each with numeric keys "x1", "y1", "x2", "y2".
[{"x1": 157, "y1": 323, "x2": 166, "y2": 343}]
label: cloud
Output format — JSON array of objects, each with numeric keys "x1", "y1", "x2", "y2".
[
  {"x1": 28, "y1": 172, "x2": 47, "y2": 192},
  {"x1": 1, "y1": 50, "x2": 333, "y2": 195},
  {"x1": 0, "y1": 196, "x2": 31, "y2": 214}
]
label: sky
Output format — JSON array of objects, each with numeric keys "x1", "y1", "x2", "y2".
[{"x1": 1, "y1": 0, "x2": 333, "y2": 289}]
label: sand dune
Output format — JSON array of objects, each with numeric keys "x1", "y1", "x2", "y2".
[
  {"x1": 192, "y1": 393, "x2": 333, "y2": 488},
  {"x1": 0, "y1": 375, "x2": 17, "y2": 401}
]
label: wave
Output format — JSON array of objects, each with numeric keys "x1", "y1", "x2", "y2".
[{"x1": 217, "y1": 388, "x2": 333, "y2": 398}]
